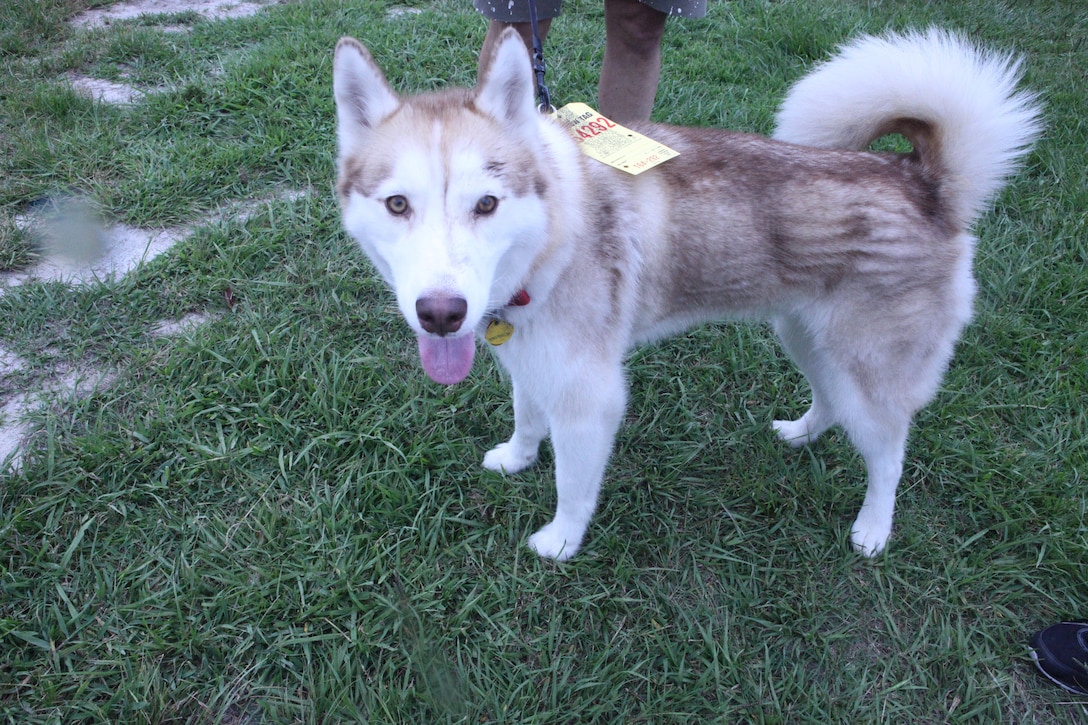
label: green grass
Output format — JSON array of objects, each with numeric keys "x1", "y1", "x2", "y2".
[{"x1": 2, "y1": 0, "x2": 1087, "y2": 722}]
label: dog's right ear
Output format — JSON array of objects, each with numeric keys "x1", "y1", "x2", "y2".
[
  {"x1": 475, "y1": 27, "x2": 538, "y2": 134},
  {"x1": 333, "y1": 37, "x2": 400, "y2": 155}
]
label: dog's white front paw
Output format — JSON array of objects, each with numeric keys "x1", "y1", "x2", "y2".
[
  {"x1": 528, "y1": 520, "x2": 583, "y2": 561},
  {"x1": 482, "y1": 440, "x2": 538, "y2": 474},
  {"x1": 773, "y1": 417, "x2": 818, "y2": 448},
  {"x1": 850, "y1": 511, "x2": 892, "y2": 557}
]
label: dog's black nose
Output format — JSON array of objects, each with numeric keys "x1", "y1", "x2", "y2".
[{"x1": 416, "y1": 295, "x2": 468, "y2": 336}]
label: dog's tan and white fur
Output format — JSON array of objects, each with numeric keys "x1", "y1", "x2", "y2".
[{"x1": 333, "y1": 28, "x2": 1040, "y2": 560}]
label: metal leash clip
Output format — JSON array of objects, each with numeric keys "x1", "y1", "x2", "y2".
[{"x1": 527, "y1": 0, "x2": 555, "y2": 114}]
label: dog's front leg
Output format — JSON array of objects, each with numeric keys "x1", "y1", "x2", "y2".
[
  {"x1": 528, "y1": 369, "x2": 627, "y2": 560},
  {"x1": 483, "y1": 380, "x2": 548, "y2": 473}
]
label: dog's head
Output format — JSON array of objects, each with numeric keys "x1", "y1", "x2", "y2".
[{"x1": 333, "y1": 30, "x2": 551, "y2": 384}]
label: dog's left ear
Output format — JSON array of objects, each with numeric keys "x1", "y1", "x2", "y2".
[
  {"x1": 333, "y1": 37, "x2": 401, "y2": 156},
  {"x1": 475, "y1": 28, "x2": 539, "y2": 133}
]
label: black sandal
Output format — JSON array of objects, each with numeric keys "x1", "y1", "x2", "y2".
[{"x1": 1030, "y1": 622, "x2": 1088, "y2": 696}]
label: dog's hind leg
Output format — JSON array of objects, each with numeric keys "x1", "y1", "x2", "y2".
[
  {"x1": 484, "y1": 381, "x2": 548, "y2": 474},
  {"x1": 774, "y1": 313, "x2": 911, "y2": 555},
  {"x1": 772, "y1": 315, "x2": 836, "y2": 447},
  {"x1": 836, "y1": 285, "x2": 966, "y2": 556},
  {"x1": 841, "y1": 405, "x2": 911, "y2": 557}
]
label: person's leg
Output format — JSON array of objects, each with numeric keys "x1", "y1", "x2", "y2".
[
  {"x1": 599, "y1": 0, "x2": 667, "y2": 122},
  {"x1": 478, "y1": 18, "x2": 554, "y2": 80}
]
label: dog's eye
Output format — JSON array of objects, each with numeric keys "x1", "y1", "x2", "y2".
[
  {"x1": 385, "y1": 195, "x2": 409, "y2": 215},
  {"x1": 474, "y1": 195, "x2": 498, "y2": 215}
]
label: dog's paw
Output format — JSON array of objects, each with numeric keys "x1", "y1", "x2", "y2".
[
  {"x1": 528, "y1": 520, "x2": 583, "y2": 561},
  {"x1": 482, "y1": 441, "x2": 538, "y2": 474},
  {"x1": 850, "y1": 513, "x2": 892, "y2": 557},
  {"x1": 772, "y1": 418, "x2": 819, "y2": 448}
]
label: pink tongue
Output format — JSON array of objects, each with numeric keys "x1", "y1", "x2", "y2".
[{"x1": 418, "y1": 334, "x2": 476, "y2": 385}]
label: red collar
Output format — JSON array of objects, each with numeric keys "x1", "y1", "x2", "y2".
[{"x1": 508, "y1": 289, "x2": 530, "y2": 307}]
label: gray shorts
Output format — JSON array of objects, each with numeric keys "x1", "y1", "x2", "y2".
[{"x1": 474, "y1": 0, "x2": 707, "y2": 22}]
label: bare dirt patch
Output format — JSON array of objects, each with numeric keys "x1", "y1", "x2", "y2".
[
  {"x1": 5, "y1": 200, "x2": 188, "y2": 288},
  {"x1": 0, "y1": 346, "x2": 25, "y2": 378},
  {"x1": 5, "y1": 191, "x2": 306, "y2": 289},
  {"x1": 387, "y1": 7, "x2": 423, "y2": 18},
  {"x1": 0, "y1": 367, "x2": 116, "y2": 471},
  {"x1": 67, "y1": 73, "x2": 146, "y2": 104},
  {"x1": 150, "y1": 312, "x2": 218, "y2": 338},
  {"x1": 72, "y1": 0, "x2": 278, "y2": 28}
]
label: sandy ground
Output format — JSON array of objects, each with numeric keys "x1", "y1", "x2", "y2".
[
  {"x1": 67, "y1": 73, "x2": 147, "y2": 104},
  {"x1": 0, "y1": 366, "x2": 117, "y2": 468},
  {"x1": 4, "y1": 215, "x2": 188, "y2": 289},
  {"x1": 72, "y1": 0, "x2": 274, "y2": 28}
]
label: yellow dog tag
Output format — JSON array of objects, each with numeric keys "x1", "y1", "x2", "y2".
[
  {"x1": 485, "y1": 319, "x2": 514, "y2": 346},
  {"x1": 554, "y1": 102, "x2": 679, "y2": 175}
]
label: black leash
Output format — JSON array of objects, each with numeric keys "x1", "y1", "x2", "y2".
[{"x1": 527, "y1": 0, "x2": 554, "y2": 113}]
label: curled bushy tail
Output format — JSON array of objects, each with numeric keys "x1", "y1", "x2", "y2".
[{"x1": 774, "y1": 28, "x2": 1042, "y2": 228}]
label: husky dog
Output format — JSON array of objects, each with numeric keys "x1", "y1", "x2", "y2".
[{"x1": 333, "y1": 28, "x2": 1040, "y2": 560}]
